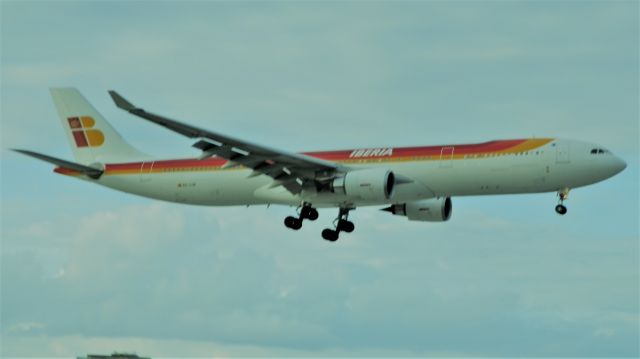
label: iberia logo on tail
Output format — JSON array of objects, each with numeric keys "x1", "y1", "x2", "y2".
[{"x1": 67, "y1": 116, "x2": 104, "y2": 147}]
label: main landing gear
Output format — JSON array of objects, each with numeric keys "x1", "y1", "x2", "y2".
[
  {"x1": 321, "y1": 207, "x2": 355, "y2": 242},
  {"x1": 284, "y1": 203, "x2": 318, "y2": 230},
  {"x1": 555, "y1": 188, "x2": 570, "y2": 215},
  {"x1": 284, "y1": 204, "x2": 356, "y2": 241}
]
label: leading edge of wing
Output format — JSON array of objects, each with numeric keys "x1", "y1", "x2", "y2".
[{"x1": 107, "y1": 90, "x2": 342, "y2": 172}]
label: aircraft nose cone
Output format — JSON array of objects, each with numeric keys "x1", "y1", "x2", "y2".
[{"x1": 611, "y1": 156, "x2": 627, "y2": 175}]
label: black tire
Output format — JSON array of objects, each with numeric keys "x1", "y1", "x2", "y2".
[
  {"x1": 307, "y1": 208, "x2": 319, "y2": 221},
  {"x1": 322, "y1": 229, "x2": 338, "y2": 241},
  {"x1": 284, "y1": 216, "x2": 302, "y2": 229},
  {"x1": 555, "y1": 204, "x2": 567, "y2": 215},
  {"x1": 337, "y1": 219, "x2": 355, "y2": 233},
  {"x1": 301, "y1": 207, "x2": 319, "y2": 221},
  {"x1": 284, "y1": 216, "x2": 295, "y2": 228},
  {"x1": 291, "y1": 218, "x2": 302, "y2": 230}
]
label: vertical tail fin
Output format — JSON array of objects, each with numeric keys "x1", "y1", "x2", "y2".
[{"x1": 50, "y1": 88, "x2": 148, "y2": 164}]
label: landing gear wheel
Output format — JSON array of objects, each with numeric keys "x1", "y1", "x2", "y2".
[
  {"x1": 321, "y1": 206, "x2": 355, "y2": 239},
  {"x1": 308, "y1": 208, "x2": 319, "y2": 220},
  {"x1": 285, "y1": 204, "x2": 317, "y2": 231},
  {"x1": 322, "y1": 229, "x2": 339, "y2": 242},
  {"x1": 337, "y1": 219, "x2": 355, "y2": 233},
  {"x1": 302, "y1": 207, "x2": 319, "y2": 221},
  {"x1": 555, "y1": 204, "x2": 567, "y2": 215},
  {"x1": 284, "y1": 216, "x2": 302, "y2": 230}
]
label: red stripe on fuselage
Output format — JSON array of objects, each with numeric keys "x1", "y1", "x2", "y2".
[
  {"x1": 107, "y1": 158, "x2": 227, "y2": 171},
  {"x1": 102, "y1": 139, "x2": 543, "y2": 174},
  {"x1": 105, "y1": 157, "x2": 227, "y2": 174}
]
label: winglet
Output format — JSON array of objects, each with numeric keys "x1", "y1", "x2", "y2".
[{"x1": 108, "y1": 90, "x2": 138, "y2": 112}]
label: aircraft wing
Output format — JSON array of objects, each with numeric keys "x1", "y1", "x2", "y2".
[{"x1": 108, "y1": 91, "x2": 344, "y2": 193}]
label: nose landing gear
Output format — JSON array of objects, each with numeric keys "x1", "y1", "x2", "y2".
[
  {"x1": 284, "y1": 203, "x2": 318, "y2": 230},
  {"x1": 555, "y1": 188, "x2": 570, "y2": 215},
  {"x1": 322, "y1": 207, "x2": 355, "y2": 242}
]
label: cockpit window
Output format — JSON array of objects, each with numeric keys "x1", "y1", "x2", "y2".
[
  {"x1": 591, "y1": 149, "x2": 597, "y2": 154},
  {"x1": 591, "y1": 148, "x2": 609, "y2": 155}
]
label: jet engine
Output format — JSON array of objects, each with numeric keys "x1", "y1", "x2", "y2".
[
  {"x1": 332, "y1": 169, "x2": 395, "y2": 201},
  {"x1": 382, "y1": 197, "x2": 452, "y2": 222}
]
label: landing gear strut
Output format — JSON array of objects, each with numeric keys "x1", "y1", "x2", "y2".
[
  {"x1": 322, "y1": 207, "x2": 355, "y2": 242},
  {"x1": 555, "y1": 188, "x2": 570, "y2": 215},
  {"x1": 284, "y1": 203, "x2": 318, "y2": 230}
]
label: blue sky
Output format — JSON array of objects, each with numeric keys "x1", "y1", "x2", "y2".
[{"x1": 1, "y1": 1, "x2": 638, "y2": 357}]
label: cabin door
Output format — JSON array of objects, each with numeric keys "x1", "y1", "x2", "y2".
[
  {"x1": 140, "y1": 161, "x2": 154, "y2": 182},
  {"x1": 440, "y1": 147, "x2": 454, "y2": 168},
  {"x1": 555, "y1": 143, "x2": 570, "y2": 164}
]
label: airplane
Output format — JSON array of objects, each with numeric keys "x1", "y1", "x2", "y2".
[{"x1": 13, "y1": 88, "x2": 627, "y2": 241}]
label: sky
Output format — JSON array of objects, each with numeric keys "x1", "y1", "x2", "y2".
[{"x1": 1, "y1": 1, "x2": 638, "y2": 357}]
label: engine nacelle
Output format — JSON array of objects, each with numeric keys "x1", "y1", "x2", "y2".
[
  {"x1": 383, "y1": 197, "x2": 452, "y2": 222},
  {"x1": 333, "y1": 169, "x2": 395, "y2": 201}
]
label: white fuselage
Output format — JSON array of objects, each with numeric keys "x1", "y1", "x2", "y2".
[{"x1": 65, "y1": 138, "x2": 626, "y2": 208}]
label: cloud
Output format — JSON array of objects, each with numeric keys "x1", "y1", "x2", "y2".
[
  {"x1": 2, "y1": 1, "x2": 637, "y2": 154},
  {"x1": 2, "y1": 202, "x2": 638, "y2": 356},
  {"x1": 2, "y1": 64, "x2": 99, "y2": 88},
  {"x1": 0, "y1": 334, "x2": 477, "y2": 357},
  {"x1": 7, "y1": 322, "x2": 46, "y2": 334},
  {"x1": 1, "y1": 1, "x2": 638, "y2": 357}
]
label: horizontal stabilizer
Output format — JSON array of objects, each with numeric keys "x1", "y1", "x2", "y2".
[{"x1": 13, "y1": 149, "x2": 103, "y2": 179}]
